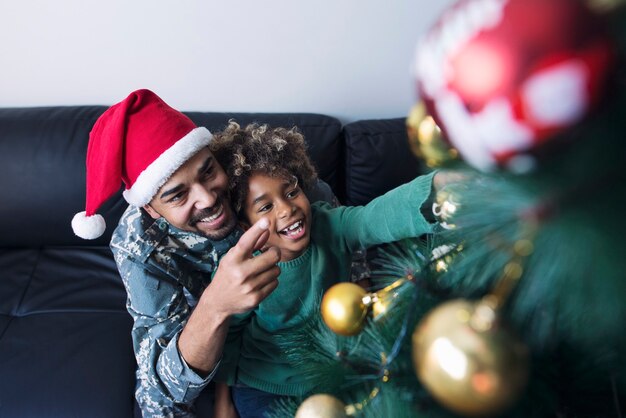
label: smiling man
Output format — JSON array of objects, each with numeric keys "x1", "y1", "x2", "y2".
[
  {"x1": 71, "y1": 89, "x2": 282, "y2": 418},
  {"x1": 143, "y1": 148, "x2": 237, "y2": 240}
]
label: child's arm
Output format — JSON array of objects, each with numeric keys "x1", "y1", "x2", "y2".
[
  {"x1": 214, "y1": 382, "x2": 239, "y2": 418},
  {"x1": 318, "y1": 171, "x2": 439, "y2": 251},
  {"x1": 316, "y1": 170, "x2": 467, "y2": 252}
]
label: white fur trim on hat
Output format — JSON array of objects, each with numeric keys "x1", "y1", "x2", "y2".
[
  {"x1": 72, "y1": 211, "x2": 106, "y2": 240},
  {"x1": 122, "y1": 127, "x2": 213, "y2": 206}
]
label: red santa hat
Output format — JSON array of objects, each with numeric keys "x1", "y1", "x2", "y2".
[{"x1": 71, "y1": 89, "x2": 213, "y2": 239}]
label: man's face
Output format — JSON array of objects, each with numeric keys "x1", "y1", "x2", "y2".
[
  {"x1": 243, "y1": 172, "x2": 312, "y2": 262},
  {"x1": 144, "y1": 147, "x2": 237, "y2": 240}
]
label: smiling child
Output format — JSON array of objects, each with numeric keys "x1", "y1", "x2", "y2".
[{"x1": 209, "y1": 121, "x2": 438, "y2": 417}]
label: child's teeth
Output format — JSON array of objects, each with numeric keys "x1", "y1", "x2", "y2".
[{"x1": 282, "y1": 221, "x2": 302, "y2": 234}]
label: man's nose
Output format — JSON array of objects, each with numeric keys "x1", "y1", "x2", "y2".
[{"x1": 192, "y1": 184, "x2": 217, "y2": 209}]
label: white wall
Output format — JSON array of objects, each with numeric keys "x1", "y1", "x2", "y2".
[{"x1": 0, "y1": 0, "x2": 454, "y2": 123}]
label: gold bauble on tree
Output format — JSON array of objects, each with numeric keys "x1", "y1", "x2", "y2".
[
  {"x1": 412, "y1": 298, "x2": 529, "y2": 417},
  {"x1": 406, "y1": 102, "x2": 458, "y2": 168},
  {"x1": 295, "y1": 394, "x2": 348, "y2": 418},
  {"x1": 321, "y1": 282, "x2": 370, "y2": 336}
]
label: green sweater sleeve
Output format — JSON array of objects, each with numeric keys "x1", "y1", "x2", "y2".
[{"x1": 312, "y1": 171, "x2": 436, "y2": 252}]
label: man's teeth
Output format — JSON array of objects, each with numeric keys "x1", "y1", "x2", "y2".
[{"x1": 199, "y1": 205, "x2": 223, "y2": 223}]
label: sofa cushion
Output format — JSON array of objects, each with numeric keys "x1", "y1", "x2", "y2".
[
  {"x1": 342, "y1": 117, "x2": 428, "y2": 206},
  {"x1": 0, "y1": 247, "x2": 135, "y2": 417}
]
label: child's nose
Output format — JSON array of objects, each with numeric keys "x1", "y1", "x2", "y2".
[{"x1": 277, "y1": 200, "x2": 294, "y2": 218}]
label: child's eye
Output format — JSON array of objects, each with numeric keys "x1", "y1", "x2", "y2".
[
  {"x1": 286, "y1": 189, "x2": 300, "y2": 199},
  {"x1": 258, "y1": 203, "x2": 272, "y2": 213}
]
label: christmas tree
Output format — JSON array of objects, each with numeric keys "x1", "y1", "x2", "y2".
[{"x1": 270, "y1": 0, "x2": 626, "y2": 417}]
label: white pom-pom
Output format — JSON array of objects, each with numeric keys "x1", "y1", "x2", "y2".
[{"x1": 72, "y1": 211, "x2": 106, "y2": 240}]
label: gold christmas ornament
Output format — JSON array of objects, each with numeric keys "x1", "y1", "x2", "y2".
[
  {"x1": 406, "y1": 102, "x2": 458, "y2": 168},
  {"x1": 295, "y1": 394, "x2": 348, "y2": 418},
  {"x1": 322, "y1": 279, "x2": 412, "y2": 335},
  {"x1": 412, "y1": 298, "x2": 529, "y2": 417},
  {"x1": 321, "y1": 283, "x2": 370, "y2": 336}
]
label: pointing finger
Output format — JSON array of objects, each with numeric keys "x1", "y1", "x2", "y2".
[{"x1": 233, "y1": 217, "x2": 270, "y2": 259}]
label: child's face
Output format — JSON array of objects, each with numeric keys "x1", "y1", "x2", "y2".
[{"x1": 243, "y1": 172, "x2": 312, "y2": 262}]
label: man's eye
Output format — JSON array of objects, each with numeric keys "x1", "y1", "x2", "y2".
[
  {"x1": 168, "y1": 192, "x2": 186, "y2": 204},
  {"x1": 201, "y1": 167, "x2": 215, "y2": 180}
]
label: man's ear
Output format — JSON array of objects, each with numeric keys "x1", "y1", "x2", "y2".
[{"x1": 143, "y1": 204, "x2": 162, "y2": 220}]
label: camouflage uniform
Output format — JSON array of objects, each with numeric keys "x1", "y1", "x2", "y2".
[{"x1": 110, "y1": 205, "x2": 242, "y2": 418}]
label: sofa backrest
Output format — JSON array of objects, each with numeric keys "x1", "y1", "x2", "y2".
[
  {"x1": 342, "y1": 118, "x2": 426, "y2": 206},
  {"x1": 0, "y1": 106, "x2": 342, "y2": 247}
]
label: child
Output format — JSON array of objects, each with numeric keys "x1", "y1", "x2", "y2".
[{"x1": 209, "y1": 121, "x2": 438, "y2": 417}]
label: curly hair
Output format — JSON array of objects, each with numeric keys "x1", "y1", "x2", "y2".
[{"x1": 210, "y1": 121, "x2": 318, "y2": 217}]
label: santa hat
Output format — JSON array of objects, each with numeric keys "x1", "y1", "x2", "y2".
[{"x1": 71, "y1": 89, "x2": 213, "y2": 239}]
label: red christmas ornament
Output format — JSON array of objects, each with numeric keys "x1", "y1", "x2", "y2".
[{"x1": 414, "y1": 0, "x2": 614, "y2": 172}]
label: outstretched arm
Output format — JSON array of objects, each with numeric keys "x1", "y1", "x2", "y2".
[
  {"x1": 318, "y1": 170, "x2": 466, "y2": 251},
  {"x1": 321, "y1": 171, "x2": 438, "y2": 251}
]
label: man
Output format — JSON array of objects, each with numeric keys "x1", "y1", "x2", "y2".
[{"x1": 72, "y1": 89, "x2": 283, "y2": 417}]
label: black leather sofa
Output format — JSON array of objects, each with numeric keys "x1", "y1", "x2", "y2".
[{"x1": 0, "y1": 105, "x2": 425, "y2": 417}]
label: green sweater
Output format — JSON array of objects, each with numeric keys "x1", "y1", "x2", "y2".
[{"x1": 222, "y1": 172, "x2": 435, "y2": 396}]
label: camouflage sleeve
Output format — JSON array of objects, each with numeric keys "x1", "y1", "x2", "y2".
[{"x1": 118, "y1": 259, "x2": 219, "y2": 417}]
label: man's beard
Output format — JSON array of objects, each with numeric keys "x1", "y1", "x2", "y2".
[{"x1": 189, "y1": 198, "x2": 237, "y2": 240}]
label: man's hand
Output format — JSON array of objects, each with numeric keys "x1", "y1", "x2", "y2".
[
  {"x1": 207, "y1": 217, "x2": 281, "y2": 319},
  {"x1": 177, "y1": 218, "x2": 280, "y2": 375}
]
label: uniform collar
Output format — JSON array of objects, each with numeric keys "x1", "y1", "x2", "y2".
[{"x1": 115, "y1": 205, "x2": 241, "y2": 262}]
